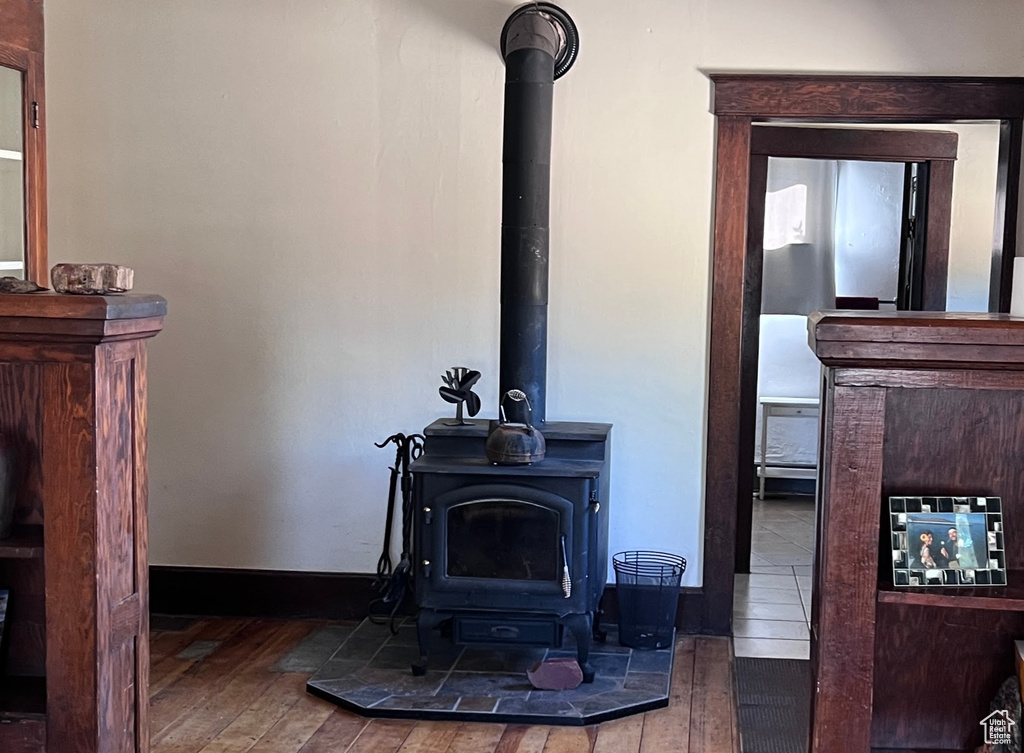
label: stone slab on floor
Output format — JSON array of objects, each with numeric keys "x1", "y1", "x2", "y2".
[{"x1": 304, "y1": 617, "x2": 674, "y2": 726}]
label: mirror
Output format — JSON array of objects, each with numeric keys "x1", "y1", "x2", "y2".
[{"x1": 0, "y1": 65, "x2": 24, "y2": 280}]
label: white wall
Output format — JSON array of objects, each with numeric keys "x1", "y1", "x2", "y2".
[
  {"x1": 834, "y1": 161, "x2": 903, "y2": 302},
  {"x1": 42, "y1": 0, "x2": 1024, "y2": 587},
  {"x1": 943, "y1": 123, "x2": 1001, "y2": 311}
]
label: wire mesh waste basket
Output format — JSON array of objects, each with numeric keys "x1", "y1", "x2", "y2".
[{"x1": 612, "y1": 551, "x2": 686, "y2": 649}]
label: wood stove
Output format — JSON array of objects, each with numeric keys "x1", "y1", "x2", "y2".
[
  {"x1": 411, "y1": 420, "x2": 610, "y2": 681},
  {"x1": 410, "y1": 3, "x2": 609, "y2": 682}
]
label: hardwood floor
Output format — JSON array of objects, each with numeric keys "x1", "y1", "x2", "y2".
[{"x1": 150, "y1": 618, "x2": 739, "y2": 753}]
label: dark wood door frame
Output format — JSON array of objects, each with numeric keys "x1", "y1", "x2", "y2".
[
  {"x1": 702, "y1": 75, "x2": 1024, "y2": 636},
  {"x1": 734, "y1": 125, "x2": 958, "y2": 574}
]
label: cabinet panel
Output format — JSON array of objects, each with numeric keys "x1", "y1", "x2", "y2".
[
  {"x1": 811, "y1": 313, "x2": 1024, "y2": 752},
  {"x1": 42, "y1": 361, "x2": 97, "y2": 753},
  {"x1": 872, "y1": 604, "x2": 1024, "y2": 750},
  {"x1": 881, "y1": 388, "x2": 1024, "y2": 569},
  {"x1": 98, "y1": 356, "x2": 137, "y2": 604}
]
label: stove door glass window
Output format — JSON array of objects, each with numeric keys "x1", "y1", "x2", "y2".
[{"x1": 447, "y1": 499, "x2": 559, "y2": 581}]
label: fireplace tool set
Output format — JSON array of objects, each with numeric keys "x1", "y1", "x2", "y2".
[{"x1": 368, "y1": 432, "x2": 423, "y2": 633}]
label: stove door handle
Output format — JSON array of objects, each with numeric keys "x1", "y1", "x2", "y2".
[{"x1": 560, "y1": 535, "x2": 571, "y2": 599}]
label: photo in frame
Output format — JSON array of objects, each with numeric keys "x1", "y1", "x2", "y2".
[{"x1": 889, "y1": 496, "x2": 1006, "y2": 587}]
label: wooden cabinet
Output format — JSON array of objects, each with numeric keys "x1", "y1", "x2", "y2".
[
  {"x1": 808, "y1": 311, "x2": 1024, "y2": 752},
  {"x1": 0, "y1": 293, "x2": 165, "y2": 753}
]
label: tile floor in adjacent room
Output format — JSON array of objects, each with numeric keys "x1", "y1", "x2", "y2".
[{"x1": 733, "y1": 495, "x2": 814, "y2": 661}]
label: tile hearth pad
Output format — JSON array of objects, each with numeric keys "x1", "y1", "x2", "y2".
[{"x1": 304, "y1": 617, "x2": 674, "y2": 725}]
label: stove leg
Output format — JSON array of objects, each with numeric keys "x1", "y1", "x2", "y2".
[
  {"x1": 592, "y1": 606, "x2": 608, "y2": 644},
  {"x1": 412, "y1": 609, "x2": 446, "y2": 677},
  {"x1": 564, "y1": 613, "x2": 595, "y2": 683}
]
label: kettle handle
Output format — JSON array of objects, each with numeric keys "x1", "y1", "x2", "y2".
[{"x1": 499, "y1": 389, "x2": 533, "y2": 428}]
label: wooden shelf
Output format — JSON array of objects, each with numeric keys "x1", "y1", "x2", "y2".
[
  {"x1": 0, "y1": 718, "x2": 44, "y2": 753},
  {"x1": 877, "y1": 571, "x2": 1024, "y2": 611},
  {"x1": 0, "y1": 527, "x2": 43, "y2": 560},
  {"x1": 0, "y1": 676, "x2": 45, "y2": 719}
]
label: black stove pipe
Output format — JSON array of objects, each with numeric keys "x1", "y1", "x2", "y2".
[{"x1": 499, "y1": 9, "x2": 566, "y2": 426}]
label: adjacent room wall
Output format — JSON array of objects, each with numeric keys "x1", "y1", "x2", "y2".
[
  {"x1": 43, "y1": 0, "x2": 1024, "y2": 586},
  {"x1": 834, "y1": 160, "x2": 903, "y2": 303}
]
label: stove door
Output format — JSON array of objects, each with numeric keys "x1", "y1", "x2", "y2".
[{"x1": 420, "y1": 483, "x2": 580, "y2": 610}]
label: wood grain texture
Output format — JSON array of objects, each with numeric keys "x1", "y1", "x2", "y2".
[
  {"x1": 733, "y1": 151, "x2": 768, "y2": 575},
  {"x1": 0, "y1": 0, "x2": 43, "y2": 53},
  {"x1": 711, "y1": 74, "x2": 1024, "y2": 120},
  {"x1": 591, "y1": 716, "x2": 642, "y2": 753},
  {"x1": 0, "y1": 293, "x2": 166, "y2": 321},
  {"x1": 809, "y1": 312, "x2": 1024, "y2": 369},
  {"x1": 0, "y1": 164, "x2": 163, "y2": 753},
  {"x1": 808, "y1": 314, "x2": 1024, "y2": 750},
  {"x1": 0, "y1": 37, "x2": 30, "y2": 69},
  {"x1": 152, "y1": 621, "x2": 316, "y2": 747},
  {"x1": 133, "y1": 343, "x2": 151, "y2": 753},
  {"x1": 294, "y1": 711, "x2": 369, "y2": 752},
  {"x1": 194, "y1": 673, "x2": 310, "y2": 753},
  {"x1": 539, "y1": 727, "x2": 595, "y2": 753},
  {"x1": 871, "y1": 606, "x2": 1024, "y2": 750},
  {"x1": 444, "y1": 724, "x2": 506, "y2": 753},
  {"x1": 147, "y1": 622, "x2": 737, "y2": 753},
  {"x1": 751, "y1": 125, "x2": 959, "y2": 161},
  {"x1": 0, "y1": 525, "x2": 43, "y2": 558},
  {"x1": 97, "y1": 341, "x2": 145, "y2": 753},
  {"x1": 921, "y1": 159, "x2": 953, "y2": 311},
  {"x1": 494, "y1": 725, "x2": 550, "y2": 753},
  {"x1": 834, "y1": 367, "x2": 1024, "y2": 391},
  {"x1": 150, "y1": 620, "x2": 250, "y2": 698},
  {"x1": 24, "y1": 48, "x2": 45, "y2": 284},
  {"x1": 149, "y1": 621, "x2": 212, "y2": 665},
  {"x1": 397, "y1": 721, "x2": 462, "y2": 753},
  {"x1": 247, "y1": 684, "x2": 336, "y2": 753},
  {"x1": 640, "y1": 637, "x2": 695, "y2": 753},
  {"x1": 811, "y1": 384, "x2": 886, "y2": 753},
  {"x1": 43, "y1": 361, "x2": 99, "y2": 753},
  {"x1": 702, "y1": 114, "x2": 751, "y2": 634},
  {"x1": 877, "y1": 576, "x2": 1024, "y2": 610},
  {"x1": 344, "y1": 720, "x2": 417, "y2": 753},
  {"x1": 0, "y1": 718, "x2": 45, "y2": 753},
  {"x1": 687, "y1": 638, "x2": 735, "y2": 753}
]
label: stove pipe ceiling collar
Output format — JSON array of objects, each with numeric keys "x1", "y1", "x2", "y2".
[{"x1": 498, "y1": 3, "x2": 578, "y2": 426}]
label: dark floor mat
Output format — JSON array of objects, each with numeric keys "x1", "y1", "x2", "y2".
[{"x1": 734, "y1": 657, "x2": 810, "y2": 753}]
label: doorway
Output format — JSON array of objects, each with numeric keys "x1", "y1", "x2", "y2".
[
  {"x1": 736, "y1": 124, "x2": 958, "y2": 575},
  {"x1": 732, "y1": 126, "x2": 957, "y2": 659},
  {"x1": 700, "y1": 75, "x2": 1024, "y2": 637}
]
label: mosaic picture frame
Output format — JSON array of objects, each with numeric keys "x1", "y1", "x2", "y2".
[{"x1": 889, "y1": 496, "x2": 1006, "y2": 587}]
